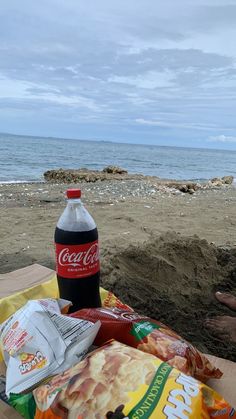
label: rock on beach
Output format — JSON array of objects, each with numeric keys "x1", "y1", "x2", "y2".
[{"x1": 43, "y1": 168, "x2": 234, "y2": 195}]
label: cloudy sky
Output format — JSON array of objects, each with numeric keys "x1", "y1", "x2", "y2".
[{"x1": 1, "y1": 0, "x2": 236, "y2": 149}]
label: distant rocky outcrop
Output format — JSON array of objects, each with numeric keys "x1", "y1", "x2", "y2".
[
  {"x1": 43, "y1": 168, "x2": 234, "y2": 195},
  {"x1": 210, "y1": 175, "x2": 234, "y2": 186},
  {"x1": 166, "y1": 181, "x2": 201, "y2": 194},
  {"x1": 44, "y1": 167, "x2": 132, "y2": 183},
  {"x1": 103, "y1": 165, "x2": 128, "y2": 174},
  {"x1": 166, "y1": 176, "x2": 234, "y2": 194}
]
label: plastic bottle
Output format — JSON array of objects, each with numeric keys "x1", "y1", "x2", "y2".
[{"x1": 54, "y1": 189, "x2": 101, "y2": 311}]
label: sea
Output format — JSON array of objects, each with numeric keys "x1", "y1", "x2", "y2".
[{"x1": 1, "y1": 133, "x2": 236, "y2": 183}]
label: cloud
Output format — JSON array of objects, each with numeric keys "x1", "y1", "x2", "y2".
[
  {"x1": 0, "y1": 0, "x2": 236, "y2": 147},
  {"x1": 208, "y1": 135, "x2": 236, "y2": 143},
  {"x1": 0, "y1": 76, "x2": 101, "y2": 111},
  {"x1": 195, "y1": 4, "x2": 236, "y2": 31},
  {"x1": 109, "y1": 70, "x2": 175, "y2": 89},
  {"x1": 136, "y1": 118, "x2": 222, "y2": 131}
]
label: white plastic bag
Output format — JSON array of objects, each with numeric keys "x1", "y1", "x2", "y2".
[{"x1": 0, "y1": 299, "x2": 100, "y2": 395}]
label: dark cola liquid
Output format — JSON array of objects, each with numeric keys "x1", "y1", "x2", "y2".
[{"x1": 55, "y1": 226, "x2": 101, "y2": 312}]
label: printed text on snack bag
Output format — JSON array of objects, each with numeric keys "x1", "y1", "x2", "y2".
[{"x1": 163, "y1": 374, "x2": 199, "y2": 418}]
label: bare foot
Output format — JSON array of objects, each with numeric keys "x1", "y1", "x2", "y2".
[
  {"x1": 206, "y1": 316, "x2": 236, "y2": 343},
  {"x1": 215, "y1": 291, "x2": 236, "y2": 311}
]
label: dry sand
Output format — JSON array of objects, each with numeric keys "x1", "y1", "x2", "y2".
[{"x1": 0, "y1": 179, "x2": 236, "y2": 360}]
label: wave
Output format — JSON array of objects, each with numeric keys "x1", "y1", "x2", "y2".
[{"x1": 0, "y1": 180, "x2": 45, "y2": 185}]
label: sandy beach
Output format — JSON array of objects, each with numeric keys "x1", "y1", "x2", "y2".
[{"x1": 0, "y1": 178, "x2": 236, "y2": 360}]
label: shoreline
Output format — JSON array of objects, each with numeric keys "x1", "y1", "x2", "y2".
[
  {"x1": 0, "y1": 165, "x2": 235, "y2": 186},
  {"x1": 0, "y1": 174, "x2": 236, "y2": 186},
  {"x1": 0, "y1": 180, "x2": 45, "y2": 185},
  {"x1": 0, "y1": 175, "x2": 231, "y2": 183}
]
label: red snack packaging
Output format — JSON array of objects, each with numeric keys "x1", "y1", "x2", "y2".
[{"x1": 70, "y1": 307, "x2": 222, "y2": 382}]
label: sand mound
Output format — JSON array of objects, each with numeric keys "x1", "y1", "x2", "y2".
[{"x1": 101, "y1": 232, "x2": 236, "y2": 360}]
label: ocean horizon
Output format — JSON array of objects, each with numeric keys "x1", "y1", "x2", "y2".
[{"x1": 1, "y1": 132, "x2": 236, "y2": 183}]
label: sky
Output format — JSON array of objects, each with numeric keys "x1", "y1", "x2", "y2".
[{"x1": 0, "y1": 0, "x2": 236, "y2": 149}]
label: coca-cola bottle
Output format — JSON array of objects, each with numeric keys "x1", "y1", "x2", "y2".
[{"x1": 54, "y1": 189, "x2": 101, "y2": 312}]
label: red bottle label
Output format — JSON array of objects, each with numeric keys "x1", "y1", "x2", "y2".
[{"x1": 55, "y1": 240, "x2": 100, "y2": 279}]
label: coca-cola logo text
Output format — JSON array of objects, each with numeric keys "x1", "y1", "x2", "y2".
[{"x1": 58, "y1": 243, "x2": 99, "y2": 267}]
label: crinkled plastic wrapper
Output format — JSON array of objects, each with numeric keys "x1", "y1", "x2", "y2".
[
  {"x1": 70, "y1": 307, "x2": 222, "y2": 382},
  {"x1": 0, "y1": 299, "x2": 100, "y2": 395},
  {"x1": 33, "y1": 340, "x2": 235, "y2": 419}
]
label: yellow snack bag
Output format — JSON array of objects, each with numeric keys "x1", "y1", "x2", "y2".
[
  {"x1": 33, "y1": 340, "x2": 235, "y2": 419},
  {"x1": 0, "y1": 266, "x2": 128, "y2": 363},
  {"x1": 0, "y1": 270, "x2": 127, "y2": 327}
]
